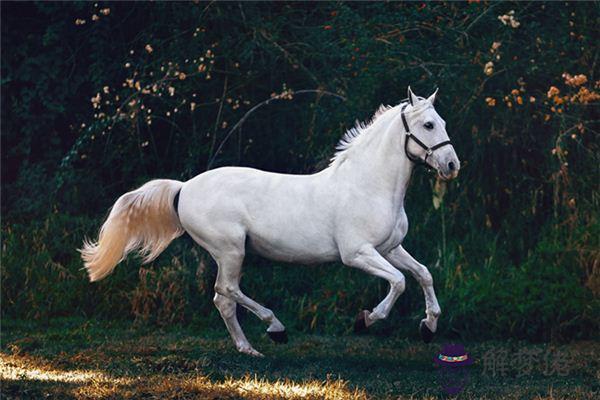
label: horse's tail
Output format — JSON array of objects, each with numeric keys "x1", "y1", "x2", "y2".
[{"x1": 80, "y1": 179, "x2": 184, "y2": 282}]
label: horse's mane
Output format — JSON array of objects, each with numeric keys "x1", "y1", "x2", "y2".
[{"x1": 329, "y1": 104, "x2": 393, "y2": 166}]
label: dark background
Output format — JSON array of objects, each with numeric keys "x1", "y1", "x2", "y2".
[{"x1": 2, "y1": 1, "x2": 598, "y2": 342}]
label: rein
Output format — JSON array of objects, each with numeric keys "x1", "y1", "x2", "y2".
[{"x1": 401, "y1": 103, "x2": 452, "y2": 169}]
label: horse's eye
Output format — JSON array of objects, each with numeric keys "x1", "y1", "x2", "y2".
[{"x1": 424, "y1": 122, "x2": 434, "y2": 130}]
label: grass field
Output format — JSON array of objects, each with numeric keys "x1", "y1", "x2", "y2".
[{"x1": 1, "y1": 318, "x2": 598, "y2": 399}]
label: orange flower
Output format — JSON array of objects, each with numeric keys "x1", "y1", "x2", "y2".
[
  {"x1": 562, "y1": 72, "x2": 587, "y2": 87},
  {"x1": 572, "y1": 86, "x2": 600, "y2": 104},
  {"x1": 547, "y1": 86, "x2": 560, "y2": 98}
]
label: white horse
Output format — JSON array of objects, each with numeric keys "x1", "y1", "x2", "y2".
[{"x1": 82, "y1": 87, "x2": 460, "y2": 356}]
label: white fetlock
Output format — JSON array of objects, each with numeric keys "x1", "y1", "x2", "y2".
[
  {"x1": 365, "y1": 311, "x2": 379, "y2": 327},
  {"x1": 266, "y1": 320, "x2": 285, "y2": 332},
  {"x1": 238, "y1": 346, "x2": 264, "y2": 357}
]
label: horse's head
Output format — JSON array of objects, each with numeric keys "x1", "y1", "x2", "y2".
[{"x1": 402, "y1": 87, "x2": 460, "y2": 180}]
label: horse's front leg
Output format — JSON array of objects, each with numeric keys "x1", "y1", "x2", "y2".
[
  {"x1": 385, "y1": 245, "x2": 441, "y2": 343},
  {"x1": 341, "y1": 245, "x2": 406, "y2": 330}
]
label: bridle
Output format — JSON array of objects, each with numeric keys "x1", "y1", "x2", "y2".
[{"x1": 401, "y1": 102, "x2": 453, "y2": 169}]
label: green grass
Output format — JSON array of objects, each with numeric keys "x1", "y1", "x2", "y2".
[{"x1": 1, "y1": 318, "x2": 598, "y2": 399}]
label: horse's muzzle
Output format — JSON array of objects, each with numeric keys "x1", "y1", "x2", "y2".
[{"x1": 438, "y1": 159, "x2": 460, "y2": 180}]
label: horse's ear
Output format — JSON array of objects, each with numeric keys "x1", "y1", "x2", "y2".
[
  {"x1": 407, "y1": 86, "x2": 419, "y2": 106},
  {"x1": 427, "y1": 88, "x2": 439, "y2": 105}
]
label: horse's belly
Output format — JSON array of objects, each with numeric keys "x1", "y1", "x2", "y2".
[{"x1": 247, "y1": 229, "x2": 339, "y2": 264}]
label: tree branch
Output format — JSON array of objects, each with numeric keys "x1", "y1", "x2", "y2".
[{"x1": 206, "y1": 89, "x2": 346, "y2": 169}]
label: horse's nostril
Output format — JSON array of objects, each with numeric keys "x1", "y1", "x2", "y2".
[{"x1": 448, "y1": 161, "x2": 456, "y2": 171}]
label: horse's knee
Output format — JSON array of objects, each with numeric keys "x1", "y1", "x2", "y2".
[
  {"x1": 214, "y1": 283, "x2": 241, "y2": 299},
  {"x1": 213, "y1": 293, "x2": 227, "y2": 306},
  {"x1": 420, "y1": 267, "x2": 433, "y2": 286},
  {"x1": 391, "y1": 273, "x2": 406, "y2": 294},
  {"x1": 213, "y1": 294, "x2": 236, "y2": 318}
]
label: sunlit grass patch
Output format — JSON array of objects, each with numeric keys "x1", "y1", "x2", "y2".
[
  {"x1": 0, "y1": 352, "x2": 367, "y2": 399},
  {"x1": 0, "y1": 353, "x2": 108, "y2": 383},
  {"x1": 1, "y1": 353, "x2": 129, "y2": 398},
  {"x1": 115, "y1": 374, "x2": 368, "y2": 400}
]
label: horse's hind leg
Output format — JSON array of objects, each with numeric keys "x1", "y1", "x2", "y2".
[
  {"x1": 214, "y1": 251, "x2": 287, "y2": 353},
  {"x1": 211, "y1": 251, "x2": 261, "y2": 356},
  {"x1": 213, "y1": 293, "x2": 262, "y2": 357}
]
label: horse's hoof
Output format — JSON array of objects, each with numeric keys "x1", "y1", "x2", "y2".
[
  {"x1": 419, "y1": 320, "x2": 434, "y2": 343},
  {"x1": 267, "y1": 329, "x2": 288, "y2": 344},
  {"x1": 354, "y1": 310, "x2": 370, "y2": 333}
]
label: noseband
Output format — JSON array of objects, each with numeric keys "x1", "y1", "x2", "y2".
[{"x1": 401, "y1": 103, "x2": 452, "y2": 168}]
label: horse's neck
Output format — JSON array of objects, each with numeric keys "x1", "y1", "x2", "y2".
[{"x1": 332, "y1": 118, "x2": 414, "y2": 207}]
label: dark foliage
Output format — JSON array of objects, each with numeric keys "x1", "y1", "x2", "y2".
[{"x1": 1, "y1": 2, "x2": 598, "y2": 341}]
